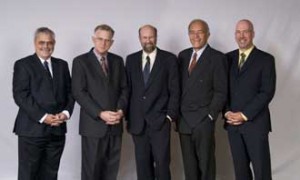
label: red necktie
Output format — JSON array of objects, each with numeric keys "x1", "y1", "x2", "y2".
[{"x1": 188, "y1": 52, "x2": 198, "y2": 75}]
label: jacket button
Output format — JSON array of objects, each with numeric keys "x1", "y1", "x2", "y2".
[{"x1": 143, "y1": 96, "x2": 146, "y2": 99}]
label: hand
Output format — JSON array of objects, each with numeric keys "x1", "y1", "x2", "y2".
[
  {"x1": 225, "y1": 111, "x2": 245, "y2": 126},
  {"x1": 99, "y1": 111, "x2": 121, "y2": 125},
  {"x1": 43, "y1": 114, "x2": 64, "y2": 127}
]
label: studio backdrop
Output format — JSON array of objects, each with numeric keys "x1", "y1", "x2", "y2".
[{"x1": 1, "y1": 0, "x2": 299, "y2": 179}]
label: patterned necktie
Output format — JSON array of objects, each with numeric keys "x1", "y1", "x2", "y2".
[
  {"x1": 239, "y1": 53, "x2": 246, "y2": 70},
  {"x1": 43, "y1": 61, "x2": 52, "y2": 78},
  {"x1": 143, "y1": 56, "x2": 151, "y2": 84},
  {"x1": 100, "y1": 57, "x2": 108, "y2": 76},
  {"x1": 188, "y1": 52, "x2": 198, "y2": 75}
]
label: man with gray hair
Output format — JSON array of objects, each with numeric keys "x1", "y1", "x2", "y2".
[
  {"x1": 178, "y1": 19, "x2": 228, "y2": 180},
  {"x1": 72, "y1": 24, "x2": 128, "y2": 180},
  {"x1": 13, "y1": 27, "x2": 74, "y2": 180}
]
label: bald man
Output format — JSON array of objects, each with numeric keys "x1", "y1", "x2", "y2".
[{"x1": 224, "y1": 19, "x2": 276, "y2": 180}]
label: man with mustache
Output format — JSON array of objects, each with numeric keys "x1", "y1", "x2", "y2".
[
  {"x1": 224, "y1": 19, "x2": 276, "y2": 180},
  {"x1": 125, "y1": 25, "x2": 180, "y2": 180},
  {"x1": 12, "y1": 27, "x2": 74, "y2": 180}
]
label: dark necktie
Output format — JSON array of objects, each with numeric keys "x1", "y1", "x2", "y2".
[
  {"x1": 43, "y1": 61, "x2": 52, "y2": 78},
  {"x1": 100, "y1": 57, "x2": 108, "y2": 76},
  {"x1": 188, "y1": 52, "x2": 198, "y2": 75},
  {"x1": 239, "y1": 53, "x2": 246, "y2": 70},
  {"x1": 143, "y1": 56, "x2": 150, "y2": 84}
]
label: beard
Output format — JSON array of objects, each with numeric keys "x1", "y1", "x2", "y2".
[{"x1": 142, "y1": 43, "x2": 156, "y2": 53}]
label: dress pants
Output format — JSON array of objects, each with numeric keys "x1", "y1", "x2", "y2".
[
  {"x1": 18, "y1": 135, "x2": 65, "y2": 180},
  {"x1": 132, "y1": 120, "x2": 171, "y2": 180},
  {"x1": 179, "y1": 117, "x2": 216, "y2": 180},
  {"x1": 228, "y1": 130, "x2": 272, "y2": 180},
  {"x1": 81, "y1": 133, "x2": 122, "y2": 180}
]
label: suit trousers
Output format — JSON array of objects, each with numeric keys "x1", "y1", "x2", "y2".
[
  {"x1": 81, "y1": 133, "x2": 122, "y2": 180},
  {"x1": 18, "y1": 135, "x2": 65, "y2": 180},
  {"x1": 132, "y1": 120, "x2": 171, "y2": 180},
  {"x1": 228, "y1": 130, "x2": 272, "y2": 180},
  {"x1": 179, "y1": 117, "x2": 216, "y2": 180}
]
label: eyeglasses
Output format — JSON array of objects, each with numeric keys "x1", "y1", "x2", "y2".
[{"x1": 37, "y1": 41, "x2": 55, "y2": 46}]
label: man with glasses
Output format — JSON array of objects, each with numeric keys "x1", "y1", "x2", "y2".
[
  {"x1": 13, "y1": 27, "x2": 74, "y2": 180},
  {"x1": 72, "y1": 24, "x2": 128, "y2": 180}
]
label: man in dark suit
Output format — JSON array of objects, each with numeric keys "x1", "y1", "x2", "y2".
[
  {"x1": 178, "y1": 19, "x2": 228, "y2": 180},
  {"x1": 126, "y1": 25, "x2": 179, "y2": 180},
  {"x1": 224, "y1": 19, "x2": 276, "y2": 180},
  {"x1": 12, "y1": 27, "x2": 74, "y2": 180},
  {"x1": 72, "y1": 24, "x2": 127, "y2": 180}
]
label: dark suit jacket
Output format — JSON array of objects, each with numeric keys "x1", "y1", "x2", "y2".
[
  {"x1": 125, "y1": 48, "x2": 180, "y2": 135},
  {"x1": 72, "y1": 48, "x2": 128, "y2": 138},
  {"x1": 178, "y1": 45, "x2": 228, "y2": 134},
  {"x1": 13, "y1": 54, "x2": 74, "y2": 137},
  {"x1": 225, "y1": 47, "x2": 276, "y2": 134}
]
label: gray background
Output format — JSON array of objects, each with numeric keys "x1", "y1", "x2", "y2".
[{"x1": 1, "y1": 0, "x2": 299, "y2": 179}]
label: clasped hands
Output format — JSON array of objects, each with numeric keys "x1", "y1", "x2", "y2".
[
  {"x1": 225, "y1": 111, "x2": 246, "y2": 126},
  {"x1": 99, "y1": 110, "x2": 123, "y2": 125},
  {"x1": 44, "y1": 113, "x2": 68, "y2": 126}
]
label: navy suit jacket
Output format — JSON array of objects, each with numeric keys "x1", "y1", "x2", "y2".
[
  {"x1": 72, "y1": 49, "x2": 128, "y2": 138},
  {"x1": 225, "y1": 47, "x2": 276, "y2": 134},
  {"x1": 125, "y1": 48, "x2": 180, "y2": 135},
  {"x1": 13, "y1": 54, "x2": 74, "y2": 137},
  {"x1": 178, "y1": 45, "x2": 228, "y2": 134}
]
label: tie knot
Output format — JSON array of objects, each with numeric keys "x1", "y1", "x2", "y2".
[
  {"x1": 193, "y1": 52, "x2": 198, "y2": 59},
  {"x1": 146, "y1": 56, "x2": 150, "y2": 62},
  {"x1": 240, "y1": 53, "x2": 246, "y2": 59}
]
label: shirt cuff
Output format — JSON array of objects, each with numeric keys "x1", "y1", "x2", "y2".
[
  {"x1": 208, "y1": 114, "x2": 214, "y2": 121},
  {"x1": 241, "y1": 113, "x2": 248, "y2": 121},
  {"x1": 166, "y1": 115, "x2": 172, "y2": 122},
  {"x1": 39, "y1": 113, "x2": 48, "y2": 123},
  {"x1": 62, "y1": 110, "x2": 70, "y2": 119}
]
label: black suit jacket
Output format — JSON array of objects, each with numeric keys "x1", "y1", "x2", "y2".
[
  {"x1": 225, "y1": 47, "x2": 276, "y2": 134},
  {"x1": 178, "y1": 45, "x2": 228, "y2": 134},
  {"x1": 13, "y1": 54, "x2": 74, "y2": 137},
  {"x1": 125, "y1": 48, "x2": 180, "y2": 135},
  {"x1": 72, "y1": 49, "x2": 128, "y2": 138}
]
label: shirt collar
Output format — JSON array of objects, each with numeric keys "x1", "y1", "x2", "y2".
[
  {"x1": 142, "y1": 48, "x2": 157, "y2": 61},
  {"x1": 239, "y1": 45, "x2": 254, "y2": 58},
  {"x1": 93, "y1": 48, "x2": 107, "y2": 61}
]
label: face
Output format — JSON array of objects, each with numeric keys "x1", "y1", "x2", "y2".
[
  {"x1": 235, "y1": 20, "x2": 255, "y2": 50},
  {"x1": 92, "y1": 29, "x2": 114, "y2": 56},
  {"x1": 34, "y1": 33, "x2": 55, "y2": 60},
  {"x1": 139, "y1": 26, "x2": 157, "y2": 53},
  {"x1": 188, "y1": 21, "x2": 210, "y2": 51}
]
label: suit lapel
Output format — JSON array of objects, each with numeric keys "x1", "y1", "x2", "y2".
[
  {"x1": 145, "y1": 49, "x2": 163, "y2": 89},
  {"x1": 182, "y1": 46, "x2": 210, "y2": 96},
  {"x1": 88, "y1": 50, "x2": 109, "y2": 82},
  {"x1": 239, "y1": 47, "x2": 257, "y2": 75}
]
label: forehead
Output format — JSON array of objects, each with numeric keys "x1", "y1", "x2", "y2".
[
  {"x1": 189, "y1": 22, "x2": 207, "y2": 31},
  {"x1": 140, "y1": 27, "x2": 155, "y2": 36},
  {"x1": 236, "y1": 21, "x2": 252, "y2": 31},
  {"x1": 35, "y1": 33, "x2": 54, "y2": 41},
  {"x1": 94, "y1": 29, "x2": 113, "y2": 39}
]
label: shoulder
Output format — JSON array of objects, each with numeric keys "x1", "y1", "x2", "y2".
[
  {"x1": 14, "y1": 54, "x2": 35, "y2": 65},
  {"x1": 178, "y1": 48, "x2": 192, "y2": 56},
  {"x1": 107, "y1": 52, "x2": 123, "y2": 61},
  {"x1": 254, "y1": 48, "x2": 274, "y2": 60}
]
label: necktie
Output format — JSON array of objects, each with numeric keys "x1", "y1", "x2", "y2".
[
  {"x1": 143, "y1": 56, "x2": 150, "y2": 84},
  {"x1": 100, "y1": 57, "x2": 108, "y2": 76},
  {"x1": 239, "y1": 53, "x2": 246, "y2": 70},
  {"x1": 43, "y1": 61, "x2": 52, "y2": 78},
  {"x1": 188, "y1": 52, "x2": 198, "y2": 75}
]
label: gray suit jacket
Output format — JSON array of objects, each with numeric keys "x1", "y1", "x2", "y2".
[{"x1": 72, "y1": 48, "x2": 128, "y2": 138}]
